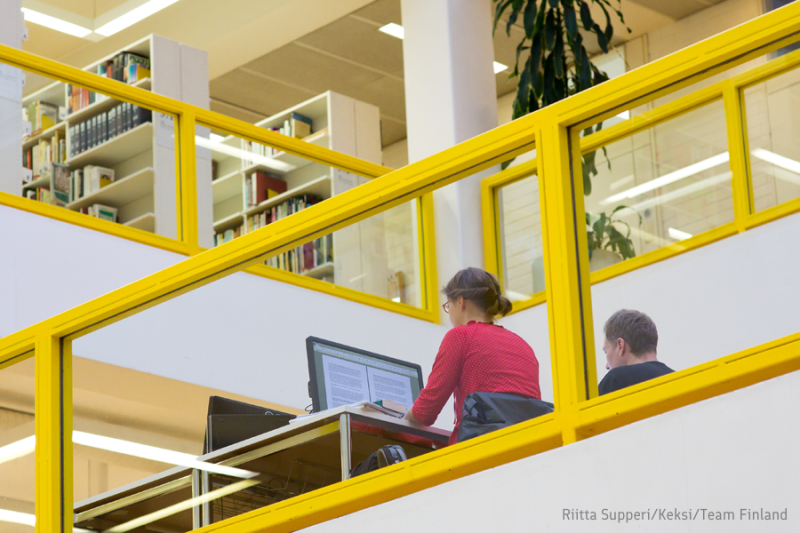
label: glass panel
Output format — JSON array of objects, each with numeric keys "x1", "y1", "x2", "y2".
[
  {"x1": 497, "y1": 174, "x2": 545, "y2": 300},
  {"x1": 18, "y1": 45, "x2": 178, "y2": 237},
  {"x1": 201, "y1": 125, "x2": 424, "y2": 308},
  {"x1": 744, "y1": 65, "x2": 800, "y2": 211},
  {"x1": 584, "y1": 99, "x2": 733, "y2": 272},
  {"x1": 0, "y1": 356, "x2": 36, "y2": 531}
]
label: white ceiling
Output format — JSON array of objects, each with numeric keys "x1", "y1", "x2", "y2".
[{"x1": 20, "y1": 0, "x2": 721, "y2": 147}]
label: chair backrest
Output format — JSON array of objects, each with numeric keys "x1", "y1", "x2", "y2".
[{"x1": 457, "y1": 392, "x2": 554, "y2": 443}]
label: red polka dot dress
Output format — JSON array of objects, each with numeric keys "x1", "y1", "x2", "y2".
[{"x1": 411, "y1": 321, "x2": 541, "y2": 444}]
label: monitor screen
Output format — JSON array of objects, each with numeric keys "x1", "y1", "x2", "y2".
[{"x1": 306, "y1": 337, "x2": 424, "y2": 412}]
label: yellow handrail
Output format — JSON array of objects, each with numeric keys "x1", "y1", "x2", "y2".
[{"x1": 2, "y1": 3, "x2": 800, "y2": 533}]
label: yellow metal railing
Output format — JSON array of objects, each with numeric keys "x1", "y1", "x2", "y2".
[
  {"x1": 483, "y1": 43, "x2": 800, "y2": 315},
  {"x1": 3, "y1": 3, "x2": 800, "y2": 533},
  {"x1": 4, "y1": 45, "x2": 439, "y2": 323}
]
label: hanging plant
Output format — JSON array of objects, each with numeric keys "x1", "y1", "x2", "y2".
[
  {"x1": 492, "y1": 0, "x2": 630, "y2": 191},
  {"x1": 586, "y1": 205, "x2": 640, "y2": 260}
]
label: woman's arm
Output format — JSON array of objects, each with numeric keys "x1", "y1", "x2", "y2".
[{"x1": 408, "y1": 328, "x2": 466, "y2": 426}]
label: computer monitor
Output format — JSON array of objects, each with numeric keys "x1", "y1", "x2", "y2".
[
  {"x1": 306, "y1": 336, "x2": 424, "y2": 413},
  {"x1": 203, "y1": 396, "x2": 295, "y2": 453}
]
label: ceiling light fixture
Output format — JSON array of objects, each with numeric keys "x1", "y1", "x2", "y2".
[
  {"x1": 600, "y1": 152, "x2": 730, "y2": 205},
  {"x1": 21, "y1": 8, "x2": 92, "y2": 38},
  {"x1": 378, "y1": 22, "x2": 405, "y2": 39},
  {"x1": 668, "y1": 227, "x2": 693, "y2": 241},
  {"x1": 195, "y1": 135, "x2": 295, "y2": 173},
  {"x1": 493, "y1": 61, "x2": 508, "y2": 74},
  {"x1": 95, "y1": 0, "x2": 181, "y2": 37}
]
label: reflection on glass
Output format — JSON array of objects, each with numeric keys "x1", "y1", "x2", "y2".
[
  {"x1": 744, "y1": 66, "x2": 800, "y2": 211},
  {"x1": 585, "y1": 99, "x2": 733, "y2": 271},
  {"x1": 204, "y1": 121, "x2": 423, "y2": 307},
  {"x1": 497, "y1": 175, "x2": 544, "y2": 300},
  {"x1": 0, "y1": 357, "x2": 35, "y2": 532}
]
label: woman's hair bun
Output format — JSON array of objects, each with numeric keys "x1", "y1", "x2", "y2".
[{"x1": 442, "y1": 267, "x2": 513, "y2": 318}]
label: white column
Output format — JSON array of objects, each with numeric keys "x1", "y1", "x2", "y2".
[
  {"x1": 0, "y1": 0, "x2": 23, "y2": 196},
  {"x1": 401, "y1": 0, "x2": 498, "y2": 321}
]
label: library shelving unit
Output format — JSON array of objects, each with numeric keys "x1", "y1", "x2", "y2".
[
  {"x1": 17, "y1": 35, "x2": 212, "y2": 245},
  {"x1": 210, "y1": 91, "x2": 388, "y2": 295}
]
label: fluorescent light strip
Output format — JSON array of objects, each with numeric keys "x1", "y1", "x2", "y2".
[
  {"x1": 21, "y1": 8, "x2": 92, "y2": 38},
  {"x1": 0, "y1": 509, "x2": 34, "y2": 527},
  {"x1": 751, "y1": 148, "x2": 800, "y2": 185},
  {"x1": 107, "y1": 478, "x2": 259, "y2": 532},
  {"x1": 0, "y1": 508, "x2": 91, "y2": 532},
  {"x1": 626, "y1": 171, "x2": 732, "y2": 213},
  {"x1": 493, "y1": 61, "x2": 508, "y2": 74},
  {"x1": 73, "y1": 432, "x2": 254, "y2": 478},
  {"x1": 0, "y1": 436, "x2": 35, "y2": 466},
  {"x1": 379, "y1": 23, "x2": 404, "y2": 39},
  {"x1": 668, "y1": 227, "x2": 693, "y2": 241},
  {"x1": 601, "y1": 152, "x2": 730, "y2": 205},
  {"x1": 195, "y1": 135, "x2": 295, "y2": 173},
  {"x1": 0, "y1": 433, "x2": 253, "y2": 478},
  {"x1": 95, "y1": 0, "x2": 181, "y2": 36}
]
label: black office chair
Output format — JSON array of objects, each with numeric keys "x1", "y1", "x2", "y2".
[{"x1": 456, "y1": 392, "x2": 555, "y2": 443}]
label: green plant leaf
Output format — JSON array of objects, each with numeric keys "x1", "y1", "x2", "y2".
[
  {"x1": 530, "y1": 33, "x2": 544, "y2": 98},
  {"x1": 492, "y1": 0, "x2": 515, "y2": 36},
  {"x1": 545, "y1": 8, "x2": 557, "y2": 50},
  {"x1": 551, "y1": 11, "x2": 565, "y2": 78},
  {"x1": 549, "y1": 0, "x2": 559, "y2": 7},
  {"x1": 564, "y1": 5, "x2": 578, "y2": 38},
  {"x1": 511, "y1": 41, "x2": 529, "y2": 78},
  {"x1": 578, "y1": 46, "x2": 591, "y2": 90},
  {"x1": 523, "y1": 0, "x2": 537, "y2": 38},
  {"x1": 535, "y1": 0, "x2": 548, "y2": 33},
  {"x1": 517, "y1": 53, "x2": 532, "y2": 115},
  {"x1": 596, "y1": 1, "x2": 614, "y2": 41},
  {"x1": 543, "y1": 53, "x2": 556, "y2": 104},
  {"x1": 506, "y1": 0, "x2": 525, "y2": 36},
  {"x1": 579, "y1": 1, "x2": 593, "y2": 31},
  {"x1": 593, "y1": 23, "x2": 608, "y2": 53}
]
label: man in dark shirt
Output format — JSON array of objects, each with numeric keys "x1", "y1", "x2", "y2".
[{"x1": 598, "y1": 309, "x2": 674, "y2": 395}]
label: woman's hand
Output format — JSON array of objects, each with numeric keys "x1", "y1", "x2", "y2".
[{"x1": 403, "y1": 408, "x2": 423, "y2": 426}]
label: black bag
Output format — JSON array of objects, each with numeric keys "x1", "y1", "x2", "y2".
[
  {"x1": 349, "y1": 444, "x2": 407, "y2": 478},
  {"x1": 456, "y1": 392, "x2": 554, "y2": 443}
]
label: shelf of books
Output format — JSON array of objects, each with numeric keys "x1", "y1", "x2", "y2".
[
  {"x1": 210, "y1": 91, "x2": 383, "y2": 288},
  {"x1": 19, "y1": 35, "x2": 210, "y2": 242}
]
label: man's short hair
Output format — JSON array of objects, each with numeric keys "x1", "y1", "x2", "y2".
[{"x1": 604, "y1": 309, "x2": 658, "y2": 355}]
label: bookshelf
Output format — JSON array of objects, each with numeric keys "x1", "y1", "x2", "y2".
[
  {"x1": 209, "y1": 91, "x2": 387, "y2": 294},
  {"x1": 15, "y1": 35, "x2": 212, "y2": 246}
]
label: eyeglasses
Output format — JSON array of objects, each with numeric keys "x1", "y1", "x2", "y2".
[{"x1": 442, "y1": 301, "x2": 450, "y2": 314}]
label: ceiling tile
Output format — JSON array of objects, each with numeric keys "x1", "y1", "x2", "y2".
[
  {"x1": 630, "y1": 0, "x2": 719, "y2": 20},
  {"x1": 244, "y1": 43, "x2": 385, "y2": 95},
  {"x1": 210, "y1": 69, "x2": 313, "y2": 117},
  {"x1": 352, "y1": 0, "x2": 402, "y2": 25},
  {"x1": 210, "y1": 99, "x2": 267, "y2": 124},
  {"x1": 22, "y1": 23, "x2": 87, "y2": 62},
  {"x1": 297, "y1": 17, "x2": 404, "y2": 75},
  {"x1": 347, "y1": 75, "x2": 406, "y2": 122}
]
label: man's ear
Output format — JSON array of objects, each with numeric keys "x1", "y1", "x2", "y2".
[{"x1": 616, "y1": 337, "x2": 626, "y2": 355}]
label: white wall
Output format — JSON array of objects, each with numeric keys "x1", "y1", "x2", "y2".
[
  {"x1": 303, "y1": 368, "x2": 800, "y2": 533},
  {"x1": 0, "y1": 206, "x2": 182, "y2": 336},
  {"x1": 0, "y1": 205, "x2": 454, "y2": 429}
]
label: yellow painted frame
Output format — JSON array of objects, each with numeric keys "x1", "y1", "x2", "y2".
[
  {"x1": 3, "y1": 3, "x2": 800, "y2": 532},
  {"x1": 483, "y1": 41, "x2": 800, "y2": 317},
  {"x1": 0, "y1": 43, "x2": 439, "y2": 324}
]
